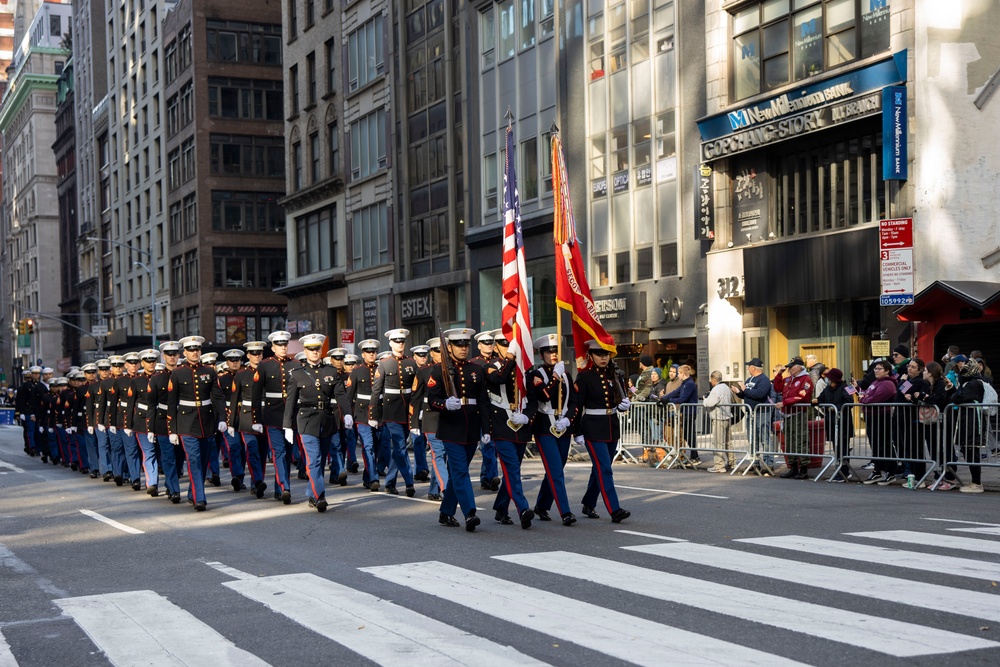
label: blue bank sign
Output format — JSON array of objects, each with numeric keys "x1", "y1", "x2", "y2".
[{"x1": 698, "y1": 51, "x2": 907, "y2": 162}]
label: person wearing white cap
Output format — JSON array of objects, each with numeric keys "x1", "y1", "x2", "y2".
[
  {"x1": 147, "y1": 341, "x2": 183, "y2": 502},
  {"x1": 29, "y1": 366, "x2": 56, "y2": 463},
  {"x1": 194, "y1": 352, "x2": 223, "y2": 489},
  {"x1": 346, "y1": 339, "x2": 382, "y2": 491},
  {"x1": 130, "y1": 349, "x2": 161, "y2": 495},
  {"x1": 407, "y1": 344, "x2": 432, "y2": 483},
  {"x1": 95, "y1": 355, "x2": 128, "y2": 484},
  {"x1": 228, "y1": 341, "x2": 269, "y2": 499},
  {"x1": 257, "y1": 329, "x2": 295, "y2": 503},
  {"x1": 64, "y1": 372, "x2": 91, "y2": 474},
  {"x1": 117, "y1": 353, "x2": 145, "y2": 490},
  {"x1": 472, "y1": 331, "x2": 496, "y2": 366},
  {"x1": 570, "y1": 340, "x2": 631, "y2": 523},
  {"x1": 527, "y1": 334, "x2": 576, "y2": 526},
  {"x1": 217, "y1": 349, "x2": 247, "y2": 492},
  {"x1": 426, "y1": 328, "x2": 491, "y2": 531},
  {"x1": 167, "y1": 335, "x2": 227, "y2": 511},
  {"x1": 283, "y1": 333, "x2": 345, "y2": 511},
  {"x1": 15, "y1": 368, "x2": 38, "y2": 457},
  {"x1": 327, "y1": 347, "x2": 359, "y2": 476},
  {"x1": 410, "y1": 339, "x2": 446, "y2": 500},
  {"x1": 80, "y1": 363, "x2": 101, "y2": 477},
  {"x1": 371, "y1": 328, "x2": 417, "y2": 497}
]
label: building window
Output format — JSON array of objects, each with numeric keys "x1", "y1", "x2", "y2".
[
  {"x1": 289, "y1": 64, "x2": 299, "y2": 115},
  {"x1": 349, "y1": 108, "x2": 387, "y2": 180},
  {"x1": 206, "y1": 20, "x2": 282, "y2": 66},
  {"x1": 296, "y1": 205, "x2": 336, "y2": 275},
  {"x1": 186, "y1": 307, "x2": 199, "y2": 337},
  {"x1": 209, "y1": 134, "x2": 285, "y2": 178},
  {"x1": 289, "y1": 0, "x2": 298, "y2": 37},
  {"x1": 310, "y1": 132, "x2": 321, "y2": 184},
  {"x1": 326, "y1": 39, "x2": 336, "y2": 95},
  {"x1": 731, "y1": 0, "x2": 891, "y2": 102},
  {"x1": 306, "y1": 52, "x2": 317, "y2": 106},
  {"x1": 480, "y1": 6, "x2": 495, "y2": 68},
  {"x1": 180, "y1": 138, "x2": 195, "y2": 184},
  {"x1": 292, "y1": 142, "x2": 303, "y2": 191},
  {"x1": 213, "y1": 248, "x2": 287, "y2": 289},
  {"x1": 351, "y1": 201, "x2": 388, "y2": 269},
  {"x1": 483, "y1": 152, "x2": 498, "y2": 211},
  {"x1": 498, "y1": 0, "x2": 515, "y2": 60},
  {"x1": 328, "y1": 122, "x2": 339, "y2": 178},
  {"x1": 214, "y1": 307, "x2": 287, "y2": 345},
  {"x1": 305, "y1": 0, "x2": 314, "y2": 28},
  {"x1": 184, "y1": 250, "x2": 199, "y2": 293},
  {"x1": 348, "y1": 14, "x2": 384, "y2": 92},
  {"x1": 208, "y1": 77, "x2": 283, "y2": 121},
  {"x1": 212, "y1": 191, "x2": 284, "y2": 232},
  {"x1": 521, "y1": 137, "x2": 538, "y2": 201}
]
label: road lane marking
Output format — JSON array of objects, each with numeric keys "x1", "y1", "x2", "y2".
[
  {"x1": 627, "y1": 541, "x2": 1000, "y2": 624},
  {"x1": 201, "y1": 560, "x2": 257, "y2": 581},
  {"x1": 616, "y1": 484, "x2": 728, "y2": 499},
  {"x1": 0, "y1": 628, "x2": 17, "y2": 667},
  {"x1": 0, "y1": 544, "x2": 68, "y2": 598},
  {"x1": 78, "y1": 510, "x2": 144, "y2": 535},
  {"x1": 55, "y1": 590, "x2": 270, "y2": 666},
  {"x1": 949, "y1": 527, "x2": 1000, "y2": 536},
  {"x1": 614, "y1": 530, "x2": 687, "y2": 541},
  {"x1": 847, "y1": 530, "x2": 1000, "y2": 555},
  {"x1": 0, "y1": 459, "x2": 25, "y2": 473},
  {"x1": 738, "y1": 535, "x2": 1000, "y2": 581},
  {"x1": 922, "y1": 517, "x2": 1000, "y2": 526},
  {"x1": 224, "y1": 572, "x2": 548, "y2": 667},
  {"x1": 363, "y1": 561, "x2": 805, "y2": 666}
]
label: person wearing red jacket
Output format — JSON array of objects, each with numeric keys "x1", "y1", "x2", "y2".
[{"x1": 774, "y1": 356, "x2": 814, "y2": 479}]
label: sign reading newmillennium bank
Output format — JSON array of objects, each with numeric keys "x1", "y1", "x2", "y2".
[{"x1": 697, "y1": 51, "x2": 906, "y2": 161}]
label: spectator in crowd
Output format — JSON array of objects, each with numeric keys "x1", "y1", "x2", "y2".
[
  {"x1": 858, "y1": 360, "x2": 898, "y2": 485},
  {"x1": 774, "y1": 357, "x2": 814, "y2": 480},
  {"x1": 633, "y1": 355, "x2": 656, "y2": 402},
  {"x1": 891, "y1": 345, "x2": 911, "y2": 376},
  {"x1": 660, "y1": 364, "x2": 682, "y2": 450},
  {"x1": 970, "y1": 351, "x2": 992, "y2": 382},
  {"x1": 648, "y1": 369, "x2": 666, "y2": 400},
  {"x1": 814, "y1": 368, "x2": 854, "y2": 482},
  {"x1": 734, "y1": 358, "x2": 773, "y2": 473},
  {"x1": 703, "y1": 371, "x2": 735, "y2": 473},
  {"x1": 942, "y1": 345, "x2": 962, "y2": 376},
  {"x1": 896, "y1": 357, "x2": 930, "y2": 487},
  {"x1": 947, "y1": 356, "x2": 987, "y2": 493},
  {"x1": 910, "y1": 361, "x2": 957, "y2": 489},
  {"x1": 805, "y1": 355, "x2": 827, "y2": 397},
  {"x1": 660, "y1": 364, "x2": 700, "y2": 465}
]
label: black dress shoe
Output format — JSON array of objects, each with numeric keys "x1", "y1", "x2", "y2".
[
  {"x1": 533, "y1": 507, "x2": 552, "y2": 521},
  {"x1": 610, "y1": 508, "x2": 631, "y2": 523},
  {"x1": 132, "y1": 480, "x2": 142, "y2": 491},
  {"x1": 147, "y1": 485, "x2": 159, "y2": 497},
  {"x1": 405, "y1": 485, "x2": 416, "y2": 497},
  {"x1": 427, "y1": 493, "x2": 443, "y2": 501},
  {"x1": 222, "y1": 459, "x2": 230, "y2": 468},
  {"x1": 123, "y1": 478, "x2": 131, "y2": 485},
  {"x1": 439, "y1": 513, "x2": 460, "y2": 527},
  {"x1": 103, "y1": 472, "x2": 114, "y2": 482},
  {"x1": 211, "y1": 474, "x2": 222, "y2": 487},
  {"x1": 315, "y1": 497, "x2": 328, "y2": 513},
  {"x1": 90, "y1": 470, "x2": 100, "y2": 479},
  {"x1": 490, "y1": 477, "x2": 501, "y2": 492},
  {"x1": 495, "y1": 511, "x2": 514, "y2": 525},
  {"x1": 519, "y1": 509, "x2": 535, "y2": 529},
  {"x1": 465, "y1": 513, "x2": 481, "y2": 532},
  {"x1": 562, "y1": 512, "x2": 578, "y2": 526},
  {"x1": 415, "y1": 470, "x2": 430, "y2": 482},
  {"x1": 170, "y1": 493, "x2": 181, "y2": 504},
  {"x1": 338, "y1": 471, "x2": 348, "y2": 486},
  {"x1": 281, "y1": 490, "x2": 292, "y2": 505},
  {"x1": 71, "y1": 463, "x2": 79, "y2": 471},
  {"x1": 40, "y1": 455, "x2": 48, "y2": 463},
  {"x1": 254, "y1": 481, "x2": 267, "y2": 499},
  {"x1": 385, "y1": 485, "x2": 399, "y2": 495},
  {"x1": 349, "y1": 462, "x2": 359, "y2": 474},
  {"x1": 114, "y1": 476, "x2": 124, "y2": 486},
  {"x1": 582, "y1": 505, "x2": 600, "y2": 519},
  {"x1": 194, "y1": 501, "x2": 207, "y2": 512},
  {"x1": 480, "y1": 482, "x2": 493, "y2": 490},
  {"x1": 369, "y1": 480, "x2": 380, "y2": 492},
  {"x1": 80, "y1": 467, "x2": 89, "y2": 475},
  {"x1": 297, "y1": 471, "x2": 308, "y2": 480},
  {"x1": 231, "y1": 477, "x2": 241, "y2": 492}
]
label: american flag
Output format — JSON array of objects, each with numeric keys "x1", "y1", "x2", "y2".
[{"x1": 501, "y1": 123, "x2": 534, "y2": 408}]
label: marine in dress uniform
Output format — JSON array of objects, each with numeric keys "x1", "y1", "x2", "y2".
[
  {"x1": 166, "y1": 336, "x2": 227, "y2": 511},
  {"x1": 346, "y1": 339, "x2": 382, "y2": 491},
  {"x1": 66, "y1": 371, "x2": 90, "y2": 473},
  {"x1": 218, "y1": 349, "x2": 248, "y2": 492},
  {"x1": 229, "y1": 341, "x2": 269, "y2": 498},
  {"x1": 526, "y1": 334, "x2": 577, "y2": 526},
  {"x1": 97, "y1": 356, "x2": 128, "y2": 484},
  {"x1": 470, "y1": 332, "x2": 500, "y2": 491},
  {"x1": 117, "y1": 352, "x2": 144, "y2": 489},
  {"x1": 327, "y1": 347, "x2": 359, "y2": 476},
  {"x1": 16, "y1": 370, "x2": 36, "y2": 456},
  {"x1": 411, "y1": 339, "x2": 448, "y2": 500},
  {"x1": 52, "y1": 377, "x2": 73, "y2": 466},
  {"x1": 130, "y1": 350, "x2": 160, "y2": 495},
  {"x1": 148, "y1": 342, "x2": 182, "y2": 502},
  {"x1": 371, "y1": 328, "x2": 417, "y2": 496},
  {"x1": 283, "y1": 334, "x2": 344, "y2": 511},
  {"x1": 80, "y1": 365, "x2": 101, "y2": 476},
  {"x1": 32, "y1": 367, "x2": 55, "y2": 462},
  {"x1": 199, "y1": 352, "x2": 224, "y2": 487},
  {"x1": 257, "y1": 330, "x2": 296, "y2": 503},
  {"x1": 571, "y1": 340, "x2": 631, "y2": 523},
  {"x1": 485, "y1": 331, "x2": 537, "y2": 529},
  {"x1": 426, "y1": 328, "x2": 491, "y2": 532},
  {"x1": 407, "y1": 344, "x2": 432, "y2": 482},
  {"x1": 89, "y1": 360, "x2": 114, "y2": 480}
]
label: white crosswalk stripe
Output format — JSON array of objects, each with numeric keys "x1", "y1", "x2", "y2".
[
  {"x1": 495, "y1": 550, "x2": 998, "y2": 656},
  {"x1": 950, "y1": 526, "x2": 1000, "y2": 536},
  {"x1": 55, "y1": 590, "x2": 270, "y2": 667},
  {"x1": 0, "y1": 629, "x2": 17, "y2": 667},
  {"x1": 362, "y1": 560, "x2": 806, "y2": 667},
  {"x1": 737, "y1": 534, "x2": 1000, "y2": 581},
  {"x1": 222, "y1": 573, "x2": 550, "y2": 667},
  {"x1": 847, "y1": 529, "x2": 1000, "y2": 555}
]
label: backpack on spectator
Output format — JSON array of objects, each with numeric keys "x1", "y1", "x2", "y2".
[{"x1": 981, "y1": 380, "x2": 998, "y2": 417}]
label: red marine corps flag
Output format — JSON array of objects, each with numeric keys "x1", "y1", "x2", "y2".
[
  {"x1": 501, "y1": 120, "x2": 534, "y2": 407},
  {"x1": 552, "y1": 133, "x2": 617, "y2": 367}
]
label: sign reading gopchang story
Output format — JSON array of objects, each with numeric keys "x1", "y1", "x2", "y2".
[
  {"x1": 879, "y1": 217, "x2": 914, "y2": 306},
  {"x1": 696, "y1": 164, "x2": 715, "y2": 241}
]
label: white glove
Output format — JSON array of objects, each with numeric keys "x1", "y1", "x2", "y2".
[
  {"x1": 445, "y1": 396, "x2": 462, "y2": 411},
  {"x1": 554, "y1": 417, "x2": 571, "y2": 431},
  {"x1": 48, "y1": 428, "x2": 54, "y2": 433},
  {"x1": 123, "y1": 428, "x2": 133, "y2": 437},
  {"x1": 109, "y1": 426, "x2": 117, "y2": 434},
  {"x1": 553, "y1": 361, "x2": 565, "y2": 377},
  {"x1": 343, "y1": 415, "x2": 354, "y2": 429},
  {"x1": 218, "y1": 421, "x2": 227, "y2": 433},
  {"x1": 147, "y1": 432, "x2": 156, "y2": 444},
  {"x1": 97, "y1": 423, "x2": 106, "y2": 432},
  {"x1": 169, "y1": 434, "x2": 179, "y2": 445},
  {"x1": 283, "y1": 428, "x2": 294, "y2": 443},
  {"x1": 252, "y1": 423, "x2": 264, "y2": 433},
  {"x1": 227, "y1": 427, "x2": 235, "y2": 437},
  {"x1": 510, "y1": 412, "x2": 529, "y2": 425},
  {"x1": 30, "y1": 414, "x2": 36, "y2": 421},
  {"x1": 18, "y1": 413, "x2": 25, "y2": 421},
  {"x1": 410, "y1": 428, "x2": 421, "y2": 436},
  {"x1": 481, "y1": 434, "x2": 492, "y2": 444},
  {"x1": 368, "y1": 419, "x2": 378, "y2": 428},
  {"x1": 56, "y1": 423, "x2": 64, "y2": 429},
  {"x1": 617, "y1": 398, "x2": 631, "y2": 411},
  {"x1": 574, "y1": 435, "x2": 585, "y2": 445},
  {"x1": 87, "y1": 426, "x2": 94, "y2": 435}
]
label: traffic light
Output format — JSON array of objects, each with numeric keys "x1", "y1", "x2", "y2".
[
  {"x1": 17, "y1": 319, "x2": 25, "y2": 335},
  {"x1": 143, "y1": 312, "x2": 152, "y2": 331},
  {"x1": 26, "y1": 319, "x2": 33, "y2": 334}
]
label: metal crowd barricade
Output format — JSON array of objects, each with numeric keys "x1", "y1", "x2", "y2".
[
  {"x1": 931, "y1": 403, "x2": 1000, "y2": 490},
  {"x1": 747, "y1": 403, "x2": 838, "y2": 481},
  {"x1": 840, "y1": 402, "x2": 937, "y2": 487},
  {"x1": 615, "y1": 401, "x2": 658, "y2": 464},
  {"x1": 654, "y1": 402, "x2": 753, "y2": 474}
]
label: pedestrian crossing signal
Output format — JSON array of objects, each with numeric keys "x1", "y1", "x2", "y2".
[{"x1": 143, "y1": 312, "x2": 152, "y2": 331}]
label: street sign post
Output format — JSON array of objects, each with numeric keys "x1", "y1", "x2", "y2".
[
  {"x1": 341, "y1": 328, "x2": 355, "y2": 354},
  {"x1": 92, "y1": 325, "x2": 109, "y2": 337},
  {"x1": 879, "y1": 218, "x2": 914, "y2": 306}
]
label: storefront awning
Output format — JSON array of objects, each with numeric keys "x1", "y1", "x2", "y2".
[{"x1": 895, "y1": 281, "x2": 1000, "y2": 322}]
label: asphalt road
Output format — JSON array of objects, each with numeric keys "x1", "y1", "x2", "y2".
[{"x1": 1, "y1": 424, "x2": 999, "y2": 666}]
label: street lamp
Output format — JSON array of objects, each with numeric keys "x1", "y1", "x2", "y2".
[{"x1": 85, "y1": 236, "x2": 156, "y2": 349}]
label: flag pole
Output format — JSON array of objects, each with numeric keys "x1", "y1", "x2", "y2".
[{"x1": 551, "y1": 123, "x2": 566, "y2": 430}]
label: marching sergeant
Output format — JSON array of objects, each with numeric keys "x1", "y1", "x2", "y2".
[
  {"x1": 485, "y1": 330, "x2": 536, "y2": 529},
  {"x1": 526, "y1": 334, "x2": 577, "y2": 526},
  {"x1": 426, "y1": 328, "x2": 491, "y2": 532},
  {"x1": 257, "y1": 330, "x2": 295, "y2": 504},
  {"x1": 118, "y1": 352, "x2": 144, "y2": 490},
  {"x1": 371, "y1": 328, "x2": 417, "y2": 497},
  {"x1": 228, "y1": 341, "x2": 268, "y2": 498},
  {"x1": 148, "y1": 341, "x2": 182, "y2": 503},
  {"x1": 130, "y1": 349, "x2": 159, "y2": 495},
  {"x1": 571, "y1": 340, "x2": 631, "y2": 523},
  {"x1": 166, "y1": 335, "x2": 227, "y2": 511},
  {"x1": 470, "y1": 332, "x2": 500, "y2": 491},
  {"x1": 283, "y1": 334, "x2": 343, "y2": 512},
  {"x1": 345, "y1": 339, "x2": 381, "y2": 491}
]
